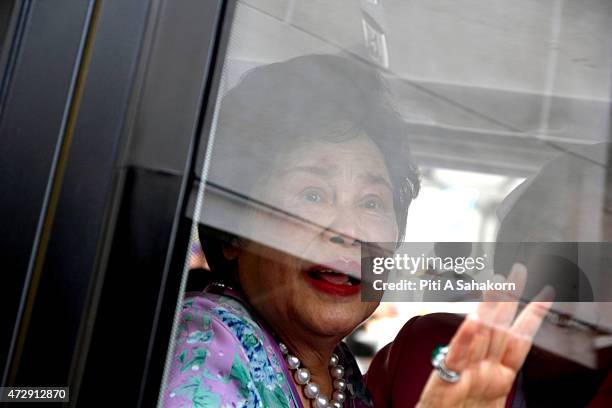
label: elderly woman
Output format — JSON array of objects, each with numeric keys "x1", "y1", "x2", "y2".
[{"x1": 162, "y1": 55, "x2": 551, "y2": 408}]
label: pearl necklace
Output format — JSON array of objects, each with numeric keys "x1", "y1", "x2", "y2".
[{"x1": 279, "y1": 342, "x2": 347, "y2": 408}]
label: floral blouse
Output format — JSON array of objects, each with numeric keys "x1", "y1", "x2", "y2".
[{"x1": 162, "y1": 285, "x2": 373, "y2": 408}]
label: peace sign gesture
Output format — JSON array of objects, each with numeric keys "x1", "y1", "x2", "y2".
[{"x1": 417, "y1": 264, "x2": 554, "y2": 408}]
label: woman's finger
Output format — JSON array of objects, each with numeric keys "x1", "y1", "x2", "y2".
[
  {"x1": 486, "y1": 264, "x2": 527, "y2": 359},
  {"x1": 512, "y1": 285, "x2": 554, "y2": 339},
  {"x1": 446, "y1": 285, "x2": 502, "y2": 369},
  {"x1": 496, "y1": 263, "x2": 527, "y2": 325},
  {"x1": 478, "y1": 271, "x2": 517, "y2": 330},
  {"x1": 473, "y1": 289, "x2": 499, "y2": 327},
  {"x1": 502, "y1": 286, "x2": 554, "y2": 370},
  {"x1": 444, "y1": 314, "x2": 481, "y2": 372},
  {"x1": 467, "y1": 331, "x2": 488, "y2": 365}
]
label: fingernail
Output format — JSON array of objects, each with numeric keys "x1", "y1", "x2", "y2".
[
  {"x1": 533, "y1": 285, "x2": 555, "y2": 303},
  {"x1": 540, "y1": 285, "x2": 555, "y2": 302},
  {"x1": 511, "y1": 263, "x2": 527, "y2": 281}
]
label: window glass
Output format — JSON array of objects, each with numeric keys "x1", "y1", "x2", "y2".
[{"x1": 160, "y1": 1, "x2": 611, "y2": 406}]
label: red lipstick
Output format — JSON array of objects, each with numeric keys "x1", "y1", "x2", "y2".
[{"x1": 303, "y1": 261, "x2": 361, "y2": 297}]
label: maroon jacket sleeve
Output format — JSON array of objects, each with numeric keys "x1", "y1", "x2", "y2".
[{"x1": 364, "y1": 313, "x2": 516, "y2": 408}]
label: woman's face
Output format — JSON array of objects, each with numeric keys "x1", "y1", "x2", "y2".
[{"x1": 236, "y1": 133, "x2": 399, "y2": 339}]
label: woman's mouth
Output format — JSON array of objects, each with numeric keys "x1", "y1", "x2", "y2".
[{"x1": 303, "y1": 264, "x2": 361, "y2": 296}]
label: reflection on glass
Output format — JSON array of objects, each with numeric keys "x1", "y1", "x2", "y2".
[{"x1": 159, "y1": 1, "x2": 611, "y2": 406}]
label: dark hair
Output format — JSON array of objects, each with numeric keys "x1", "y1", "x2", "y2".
[{"x1": 197, "y1": 54, "x2": 420, "y2": 275}]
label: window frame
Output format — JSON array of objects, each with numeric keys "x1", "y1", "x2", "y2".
[{"x1": 1, "y1": 1, "x2": 236, "y2": 407}]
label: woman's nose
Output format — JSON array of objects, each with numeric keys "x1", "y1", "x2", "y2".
[{"x1": 326, "y1": 211, "x2": 363, "y2": 247}]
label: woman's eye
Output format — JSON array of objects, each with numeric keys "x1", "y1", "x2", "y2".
[
  {"x1": 302, "y1": 189, "x2": 324, "y2": 203},
  {"x1": 362, "y1": 196, "x2": 385, "y2": 211}
]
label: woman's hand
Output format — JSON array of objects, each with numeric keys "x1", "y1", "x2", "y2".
[{"x1": 417, "y1": 264, "x2": 554, "y2": 408}]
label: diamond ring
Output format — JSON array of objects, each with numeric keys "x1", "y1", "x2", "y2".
[{"x1": 431, "y1": 345, "x2": 461, "y2": 383}]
